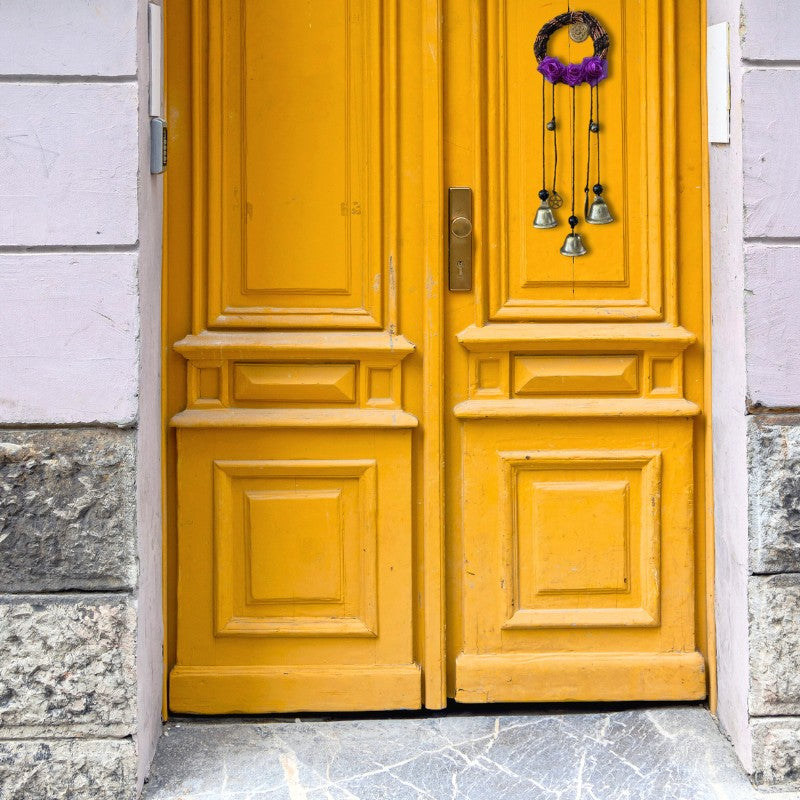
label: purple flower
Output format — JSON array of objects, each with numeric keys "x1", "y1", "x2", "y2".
[
  {"x1": 582, "y1": 56, "x2": 608, "y2": 87},
  {"x1": 537, "y1": 56, "x2": 565, "y2": 84},
  {"x1": 562, "y1": 62, "x2": 586, "y2": 87}
]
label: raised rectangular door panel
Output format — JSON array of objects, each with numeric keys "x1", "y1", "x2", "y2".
[
  {"x1": 232, "y1": 363, "x2": 357, "y2": 404},
  {"x1": 481, "y1": 0, "x2": 674, "y2": 321},
  {"x1": 213, "y1": 459, "x2": 377, "y2": 637},
  {"x1": 201, "y1": 0, "x2": 393, "y2": 329},
  {"x1": 171, "y1": 428, "x2": 419, "y2": 713},
  {"x1": 454, "y1": 418, "x2": 704, "y2": 702},
  {"x1": 513, "y1": 354, "x2": 640, "y2": 396},
  {"x1": 503, "y1": 450, "x2": 661, "y2": 628}
]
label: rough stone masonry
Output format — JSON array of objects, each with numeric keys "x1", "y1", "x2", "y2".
[
  {"x1": 747, "y1": 417, "x2": 800, "y2": 787},
  {"x1": 0, "y1": 431, "x2": 139, "y2": 799}
]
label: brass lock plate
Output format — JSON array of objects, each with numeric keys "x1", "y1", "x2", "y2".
[{"x1": 449, "y1": 187, "x2": 473, "y2": 292}]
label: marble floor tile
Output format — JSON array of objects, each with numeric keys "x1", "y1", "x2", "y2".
[{"x1": 140, "y1": 706, "x2": 797, "y2": 800}]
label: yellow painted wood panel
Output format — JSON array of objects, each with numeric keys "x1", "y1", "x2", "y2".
[
  {"x1": 455, "y1": 652, "x2": 705, "y2": 703},
  {"x1": 205, "y1": 0, "x2": 386, "y2": 328},
  {"x1": 166, "y1": 0, "x2": 709, "y2": 714},
  {"x1": 513, "y1": 354, "x2": 639, "y2": 395},
  {"x1": 170, "y1": 665, "x2": 422, "y2": 714},
  {"x1": 212, "y1": 459, "x2": 378, "y2": 637},
  {"x1": 173, "y1": 427, "x2": 418, "y2": 709},
  {"x1": 485, "y1": 0, "x2": 669, "y2": 320},
  {"x1": 232, "y1": 363, "x2": 357, "y2": 404}
]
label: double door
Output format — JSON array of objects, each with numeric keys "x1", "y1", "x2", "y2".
[{"x1": 166, "y1": 0, "x2": 708, "y2": 712}]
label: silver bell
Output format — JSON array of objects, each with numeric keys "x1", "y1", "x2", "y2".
[
  {"x1": 560, "y1": 232, "x2": 588, "y2": 257},
  {"x1": 533, "y1": 199, "x2": 558, "y2": 229},
  {"x1": 586, "y1": 195, "x2": 614, "y2": 225}
]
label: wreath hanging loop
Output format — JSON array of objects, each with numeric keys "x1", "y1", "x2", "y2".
[{"x1": 533, "y1": 11, "x2": 609, "y2": 86}]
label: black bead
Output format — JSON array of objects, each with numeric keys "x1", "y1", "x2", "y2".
[
  {"x1": 590, "y1": 122, "x2": 600, "y2": 133},
  {"x1": 568, "y1": 215, "x2": 579, "y2": 228},
  {"x1": 546, "y1": 119, "x2": 556, "y2": 131},
  {"x1": 538, "y1": 189, "x2": 549, "y2": 201},
  {"x1": 593, "y1": 184, "x2": 604, "y2": 195}
]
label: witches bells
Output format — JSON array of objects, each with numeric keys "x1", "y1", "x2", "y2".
[
  {"x1": 533, "y1": 10, "x2": 613, "y2": 256},
  {"x1": 533, "y1": 190, "x2": 558, "y2": 229},
  {"x1": 560, "y1": 215, "x2": 588, "y2": 257},
  {"x1": 586, "y1": 183, "x2": 613, "y2": 225}
]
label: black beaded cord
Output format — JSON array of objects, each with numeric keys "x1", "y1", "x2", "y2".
[
  {"x1": 584, "y1": 84, "x2": 595, "y2": 218},
  {"x1": 582, "y1": 83, "x2": 604, "y2": 213},
  {"x1": 595, "y1": 82, "x2": 602, "y2": 192},
  {"x1": 549, "y1": 82, "x2": 562, "y2": 209},
  {"x1": 570, "y1": 85, "x2": 577, "y2": 231},
  {"x1": 540, "y1": 73, "x2": 548, "y2": 199}
]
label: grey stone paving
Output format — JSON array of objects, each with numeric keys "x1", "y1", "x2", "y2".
[{"x1": 140, "y1": 706, "x2": 798, "y2": 800}]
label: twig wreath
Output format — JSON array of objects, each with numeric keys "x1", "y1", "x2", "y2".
[
  {"x1": 534, "y1": 11, "x2": 609, "y2": 87},
  {"x1": 532, "y1": 11, "x2": 613, "y2": 257}
]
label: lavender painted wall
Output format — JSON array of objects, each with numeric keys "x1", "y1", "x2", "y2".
[
  {"x1": 0, "y1": 2, "x2": 163, "y2": 796},
  {"x1": 707, "y1": 0, "x2": 751, "y2": 772}
]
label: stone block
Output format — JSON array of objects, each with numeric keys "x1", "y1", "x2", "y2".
[
  {"x1": 751, "y1": 717, "x2": 800, "y2": 789},
  {"x1": 745, "y1": 246, "x2": 800, "y2": 410},
  {"x1": 0, "y1": 594, "x2": 136, "y2": 738},
  {"x1": 747, "y1": 416, "x2": 800, "y2": 573},
  {"x1": 743, "y1": 70, "x2": 800, "y2": 239},
  {"x1": 749, "y1": 574, "x2": 800, "y2": 715},
  {"x1": 0, "y1": 429, "x2": 136, "y2": 591},
  {"x1": 742, "y1": 0, "x2": 800, "y2": 62},
  {"x1": 0, "y1": 739, "x2": 137, "y2": 800},
  {"x1": 0, "y1": 83, "x2": 138, "y2": 246},
  {"x1": 0, "y1": 1, "x2": 137, "y2": 77},
  {"x1": 0, "y1": 255, "x2": 139, "y2": 425}
]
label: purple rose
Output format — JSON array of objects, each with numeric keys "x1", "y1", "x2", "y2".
[
  {"x1": 562, "y1": 62, "x2": 585, "y2": 87},
  {"x1": 537, "y1": 56, "x2": 565, "y2": 84},
  {"x1": 582, "y1": 56, "x2": 608, "y2": 87}
]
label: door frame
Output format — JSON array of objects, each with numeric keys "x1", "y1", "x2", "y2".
[{"x1": 161, "y1": 0, "x2": 715, "y2": 717}]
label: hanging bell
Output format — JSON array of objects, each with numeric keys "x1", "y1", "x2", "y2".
[
  {"x1": 533, "y1": 199, "x2": 558, "y2": 229},
  {"x1": 586, "y1": 184, "x2": 614, "y2": 225},
  {"x1": 533, "y1": 190, "x2": 558, "y2": 229},
  {"x1": 560, "y1": 232, "x2": 588, "y2": 257},
  {"x1": 586, "y1": 196, "x2": 614, "y2": 225}
]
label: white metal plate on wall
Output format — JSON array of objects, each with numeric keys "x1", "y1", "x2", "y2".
[
  {"x1": 148, "y1": 3, "x2": 163, "y2": 118},
  {"x1": 707, "y1": 22, "x2": 730, "y2": 144}
]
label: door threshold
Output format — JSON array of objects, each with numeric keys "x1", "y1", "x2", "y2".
[{"x1": 142, "y1": 705, "x2": 771, "y2": 799}]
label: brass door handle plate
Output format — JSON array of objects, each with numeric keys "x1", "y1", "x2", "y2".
[{"x1": 449, "y1": 187, "x2": 473, "y2": 291}]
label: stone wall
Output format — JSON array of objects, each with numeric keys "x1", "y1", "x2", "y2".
[
  {"x1": 0, "y1": 3, "x2": 162, "y2": 799},
  {"x1": 710, "y1": 0, "x2": 800, "y2": 788},
  {"x1": 747, "y1": 419, "x2": 800, "y2": 786}
]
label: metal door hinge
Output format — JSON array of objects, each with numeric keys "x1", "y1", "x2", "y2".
[{"x1": 151, "y1": 117, "x2": 167, "y2": 174}]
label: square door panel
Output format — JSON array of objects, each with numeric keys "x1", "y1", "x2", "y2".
[
  {"x1": 246, "y1": 490, "x2": 344, "y2": 603},
  {"x1": 214, "y1": 460, "x2": 377, "y2": 637},
  {"x1": 530, "y1": 481, "x2": 630, "y2": 595},
  {"x1": 501, "y1": 451, "x2": 661, "y2": 628}
]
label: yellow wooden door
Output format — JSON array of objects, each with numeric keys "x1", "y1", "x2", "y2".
[
  {"x1": 442, "y1": 0, "x2": 707, "y2": 702},
  {"x1": 166, "y1": 0, "x2": 708, "y2": 713}
]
